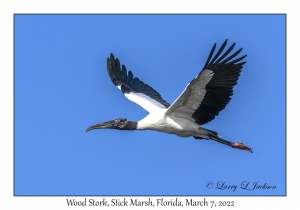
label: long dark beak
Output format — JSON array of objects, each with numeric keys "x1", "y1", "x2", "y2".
[{"x1": 85, "y1": 120, "x2": 114, "y2": 133}]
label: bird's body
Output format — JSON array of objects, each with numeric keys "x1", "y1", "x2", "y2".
[
  {"x1": 86, "y1": 40, "x2": 252, "y2": 153},
  {"x1": 138, "y1": 109, "x2": 206, "y2": 138}
]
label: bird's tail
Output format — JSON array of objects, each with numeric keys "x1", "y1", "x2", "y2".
[
  {"x1": 193, "y1": 128, "x2": 222, "y2": 140},
  {"x1": 207, "y1": 131, "x2": 233, "y2": 147},
  {"x1": 200, "y1": 129, "x2": 233, "y2": 147}
]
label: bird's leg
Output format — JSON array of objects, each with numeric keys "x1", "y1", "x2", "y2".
[
  {"x1": 209, "y1": 133, "x2": 252, "y2": 153},
  {"x1": 231, "y1": 142, "x2": 253, "y2": 153}
]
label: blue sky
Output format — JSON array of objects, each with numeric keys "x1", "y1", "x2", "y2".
[{"x1": 14, "y1": 14, "x2": 285, "y2": 196}]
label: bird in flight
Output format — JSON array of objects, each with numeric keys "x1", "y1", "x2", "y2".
[{"x1": 85, "y1": 40, "x2": 252, "y2": 153}]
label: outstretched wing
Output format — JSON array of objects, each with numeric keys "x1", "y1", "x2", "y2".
[
  {"x1": 166, "y1": 39, "x2": 246, "y2": 125},
  {"x1": 107, "y1": 53, "x2": 170, "y2": 113}
]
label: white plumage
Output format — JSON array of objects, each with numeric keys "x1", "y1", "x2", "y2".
[{"x1": 125, "y1": 92, "x2": 166, "y2": 113}]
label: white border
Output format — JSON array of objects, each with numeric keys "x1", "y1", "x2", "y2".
[{"x1": 1, "y1": 0, "x2": 294, "y2": 209}]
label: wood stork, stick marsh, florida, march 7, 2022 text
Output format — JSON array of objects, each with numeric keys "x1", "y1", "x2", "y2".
[{"x1": 85, "y1": 40, "x2": 252, "y2": 153}]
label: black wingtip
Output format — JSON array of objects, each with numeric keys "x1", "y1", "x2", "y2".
[
  {"x1": 107, "y1": 53, "x2": 119, "y2": 86},
  {"x1": 222, "y1": 39, "x2": 228, "y2": 47},
  {"x1": 203, "y1": 43, "x2": 217, "y2": 69},
  {"x1": 109, "y1": 53, "x2": 115, "y2": 62}
]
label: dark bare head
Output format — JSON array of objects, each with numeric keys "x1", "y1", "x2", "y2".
[{"x1": 85, "y1": 118, "x2": 137, "y2": 133}]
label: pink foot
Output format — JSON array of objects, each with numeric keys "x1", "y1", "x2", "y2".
[{"x1": 231, "y1": 142, "x2": 253, "y2": 153}]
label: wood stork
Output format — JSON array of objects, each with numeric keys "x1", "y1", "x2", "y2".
[{"x1": 85, "y1": 40, "x2": 252, "y2": 153}]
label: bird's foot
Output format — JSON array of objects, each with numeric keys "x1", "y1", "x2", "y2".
[{"x1": 231, "y1": 142, "x2": 253, "y2": 153}]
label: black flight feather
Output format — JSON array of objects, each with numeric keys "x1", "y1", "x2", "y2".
[
  {"x1": 107, "y1": 54, "x2": 170, "y2": 108},
  {"x1": 192, "y1": 40, "x2": 247, "y2": 125}
]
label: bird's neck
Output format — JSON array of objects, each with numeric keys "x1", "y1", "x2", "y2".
[{"x1": 122, "y1": 121, "x2": 138, "y2": 130}]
